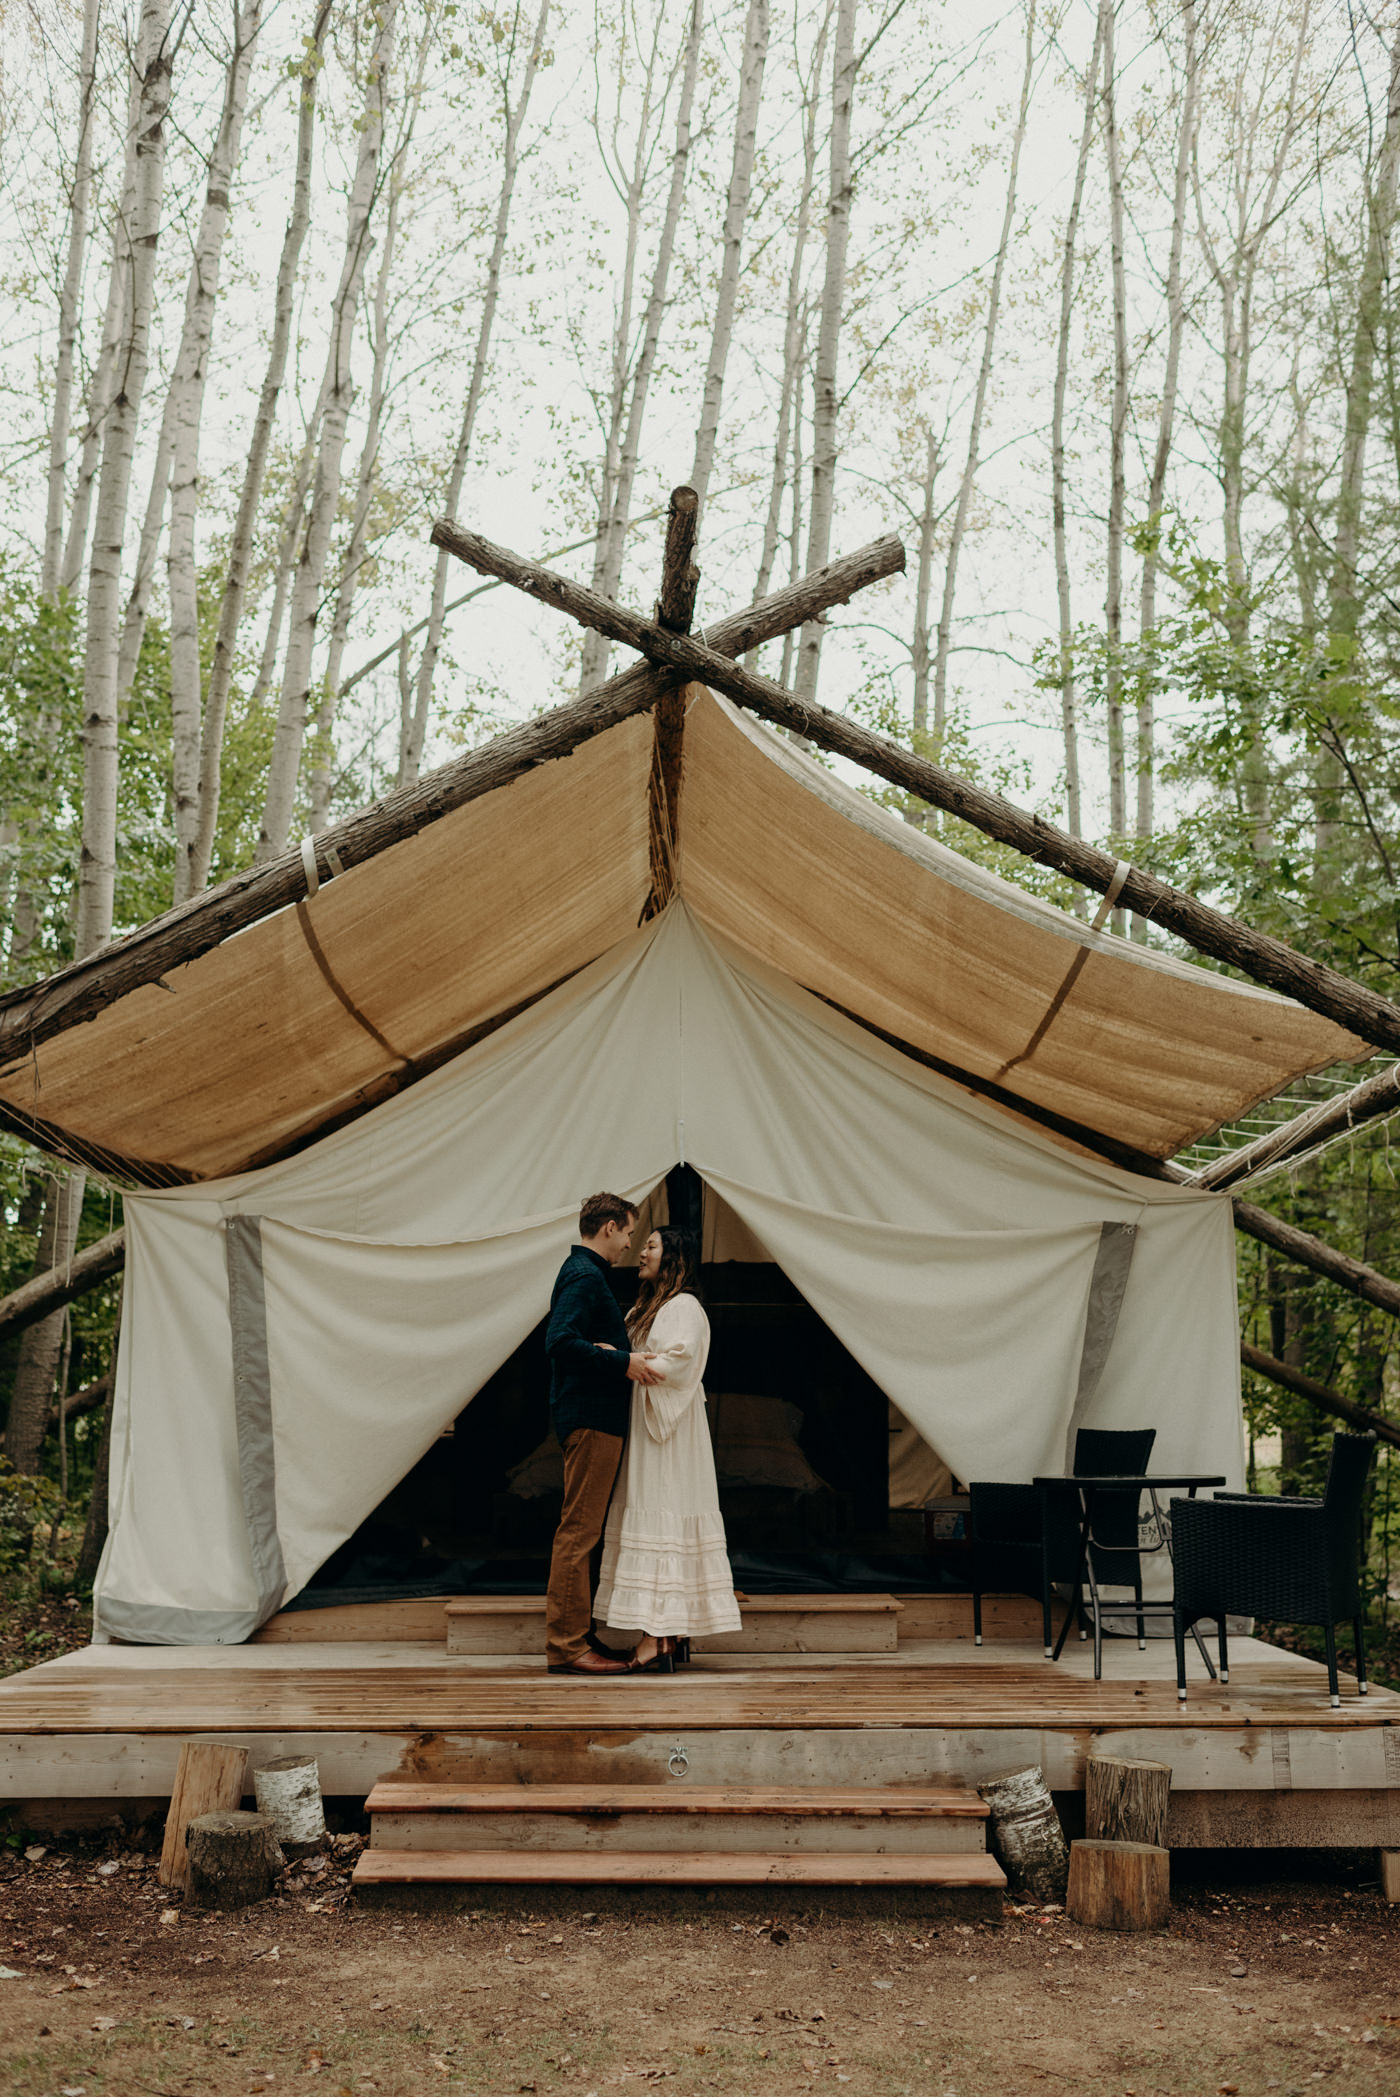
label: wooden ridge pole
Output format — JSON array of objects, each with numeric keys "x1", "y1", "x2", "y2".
[
  {"x1": 0, "y1": 533, "x2": 904, "y2": 1064},
  {"x1": 429, "y1": 521, "x2": 1400, "y2": 1059},
  {"x1": 1190, "y1": 1063, "x2": 1400, "y2": 1192}
]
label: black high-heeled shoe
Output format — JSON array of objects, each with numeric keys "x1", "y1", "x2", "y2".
[
  {"x1": 628, "y1": 1636, "x2": 676, "y2": 1674},
  {"x1": 675, "y1": 1638, "x2": 692, "y2": 1665}
]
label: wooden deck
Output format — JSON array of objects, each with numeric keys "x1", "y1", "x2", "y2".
[{"x1": 0, "y1": 1635, "x2": 1397, "y2": 1854}]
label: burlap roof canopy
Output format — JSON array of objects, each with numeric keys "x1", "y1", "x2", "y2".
[{"x1": 0, "y1": 687, "x2": 1363, "y2": 1184}]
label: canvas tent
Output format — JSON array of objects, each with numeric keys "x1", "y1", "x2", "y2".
[{"x1": 0, "y1": 688, "x2": 1367, "y2": 1644}]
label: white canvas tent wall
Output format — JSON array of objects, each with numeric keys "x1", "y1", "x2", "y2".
[
  {"x1": 98, "y1": 906, "x2": 1247, "y2": 1643},
  {"x1": 0, "y1": 687, "x2": 1363, "y2": 1644}
]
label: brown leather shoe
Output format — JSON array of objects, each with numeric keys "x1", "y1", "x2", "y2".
[{"x1": 547, "y1": 1649, "x2": 631, "y2": 1675}]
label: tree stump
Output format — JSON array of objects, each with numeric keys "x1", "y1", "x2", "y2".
[
  {"x1": 253, "y1": 1754, "x2": 326, "y2": 1857},
  {"x1": 978, "y1": 1766, "x2": 1069, "y2": 1903},
  {"x1": 159, "y1": 1742, "x2": 250, "y2": 1890},
  {"x1": 1067, "y1": 1839, "x2": 1170, "y2": 1931},
  {"x1": 185, "y1": 1810, "x2": 285, "y2": 1911},
  {"x1": 1086, "y1": 1754, "x2": 1171, "y2": 1849}
]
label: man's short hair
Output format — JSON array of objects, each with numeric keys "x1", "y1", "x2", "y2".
[{"x1": 579, "y1": 1191, "x2": 638, "y2": 1240}]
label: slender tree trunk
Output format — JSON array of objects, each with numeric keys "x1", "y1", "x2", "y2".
[
  {"x1": 4, "y1": 1174, "x2": 84, "y2": 1476},
  {"x1": 43, "y1": 0, "x2": 102, "y2": 602},
  {"x1": 778, "y1": 354, "x2": 806, "y2": 689},
  {"x1": 77, "y1": 0, "x2": 172, "y2": 959},
  {"x1": 60, "y1": 54, "x2": 143, "y2": 599},
  {"x1": 257, "y1": 0, "x2": 399, "y2": 861},
  {"x1": 792, "y1": 0, "x2": 857, "y2": 708},
  {"x1": 688, "y1": 0, "x2": 769, "y2": 507},
  {"x1": 748, "y1": 3, "x2": 831, "y2": 667},
  {"x1": 580, "y1": 0, "x2": 704, "y2": 690},
  {"x1": 927, "y1": 0, "x2": 1037, "y2": 743},
  {"x1": 113, "y1": 430, "x2": 173, "y2": 716},
  {"x1": 310, "y1": 169, "x2": 405, "y2": 830},
  {"x1": 1135, "y1": 0, "x2": 1198, "y2": 908},
  {"x1": 401, "y1": 0, "x2": 550, "y2": 786},
  {"x1": 1103, "y1": 0, "x2": 1129, "y2": 869},
  {"x1": 910, "y1": 424, "x2": 938, "y2": 743},
  {"x1": 190, "y1": 0, "x2": 333, "y2": 894},
  {"x1": 168, "y1": 0, "x2": 264, "y2": 903},
  {"x1": 1051, "y1": 6, "x2": 1102, "y2": 844},
  {"x1": 1317, "y1": 23, "x2": 1400, "y2": 862}
]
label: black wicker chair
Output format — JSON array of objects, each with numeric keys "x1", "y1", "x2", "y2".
[
  {"x1": 1170, "y1": 1430, "x2": 1376, "y2": 1707},
  {"x1": 969, "y1": 1428, "x2": 1159, "y2": 1662}
]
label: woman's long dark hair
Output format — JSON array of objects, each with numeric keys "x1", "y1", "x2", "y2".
[{"x1": 626, "y1": 1226, "x2": 701, "y2": 1344}]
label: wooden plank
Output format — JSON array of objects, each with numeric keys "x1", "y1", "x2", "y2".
[
  {"x1": 352, "y1": 1846, "x2": 1007, "y2": 1888},
  {"x1": 897, "y1": 1594, "x2": 1068, "y2": 1642},
  {"x1": 368, "y1": 1811, "x2": 986, "y2": 1857},
  {"x1": 443, "y1": 1594, "x2": 904, "y2": 1616},
  {"x1": 158, "y1": 1741, "x2": 249, "y2": 1890},
  {"x1": 363, "y1": 1781, "x2": 989, "y2": 1816},
  {"x1": 2, "y1": 1720, "x2": 1398, "y2": 1800},
  {"x1": 0, "y1": 1661, "x2": 1388, "y2": 1734},
  {"x1": 252, "y1": 1600, "x2": 452, "y2": 1644}
]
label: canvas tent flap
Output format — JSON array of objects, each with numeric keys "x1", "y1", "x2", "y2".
[
  {"x1": 679, "y1": 693, "x2": 1365, "y2": 1157},
  {"x1": 0, "y1": 710, "x2": 657, "y2": 1180},
  {"x1": 94, "y1": 906, "x2": 1243, "y2": 1642},
  {"x1": 0, "y1": 688, "x2": 1366, "y2": 1184}
]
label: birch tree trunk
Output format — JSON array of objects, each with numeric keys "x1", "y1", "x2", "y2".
[
  {"x1": 77, "y1": 0, "x2": 172, "y2": 960},
  {"x1": 42, "y1": 0, "x2": 102, "y2": 602},
  {"x1": 257, "y1": 0, "x2": 399, "y2": 861},
  {"x1": 1103, "y1": 0, "x2": 1129, "y2": 869},
  {"x1": 748, "y1": 0, "x2": 831, "y2": 665},
  {"x1": 168, "y1": 0, "x2": 264, "y2": 903},
  {"x1": 926, "y1": 0, "x2": 1037, "y2": 743},
  {"x1": 60, "y1": 53, "x2": 143, "y2": 599},
  {"x1": 792, "y1": 0, "x2": 856, "y2": 708},
  {"x1": 1135, "y1": 0, "x2": 1198, "y2": 887},
  {"x1": 778, "y1": 355, "x2": 806, "y2": 689},
  {"x1": 910, "y1": 424, "x2": 938, "y2": 742},
  {"x1": 400, "y1": 0, "x2": 550, "y2": 787},
  {"x1": 1193, "y1": 6, "x2": 1309, "y2": 864},
  {"x1": 580, "y1": 0, "x2": 704, "y2": 691},
  {"x1": 1050, "y1": 6, "x2": 1102, "y2": 843},
  {"x1": 191, "y1": 0, "x2": 333, "y2": 893},
  {"x1": 311, "y1": 155, "x2": 408, "y2": 829},
  {"x1": 688, "y1": 0, "x2": 769, "y2": 508}
]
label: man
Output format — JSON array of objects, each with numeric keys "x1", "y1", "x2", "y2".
[{"x1": 543, "y1": 1192, "x2": 662, "y2": 1675}]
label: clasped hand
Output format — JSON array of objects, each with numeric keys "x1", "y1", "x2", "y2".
[{"x1": 596, "y1": 1342, "x2": 663, "y2": 1386}]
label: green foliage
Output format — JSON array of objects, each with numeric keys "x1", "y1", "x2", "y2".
[{"x1": 0, "y1": 1457, "x2": 60, "y2": 1577}]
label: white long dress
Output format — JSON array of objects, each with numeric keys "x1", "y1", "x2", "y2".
[{"x1": 594, "y1": 1292, "x2": 743, "y2": 1638}]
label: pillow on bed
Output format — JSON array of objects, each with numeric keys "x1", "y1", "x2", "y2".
[{"x1": 708, "y1": 1394, "x2": 830, "y2": 1495}]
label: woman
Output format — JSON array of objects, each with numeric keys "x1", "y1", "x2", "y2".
[{"x1": 594, "y1": 1225, "x2": 742, "y2": 1671}]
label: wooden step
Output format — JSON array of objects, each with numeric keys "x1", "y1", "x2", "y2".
[
  {"x1": 364, "y1": 1781, "x2": 989, "y2": 1855},
  {"x1": 353, "y1": 1847, "x2": 1007, "y2": 1889},
  {"x1": 444, "y1": 1593, "x2": 902, "y2": 1656},
  {"x1": 896, "y1": 1593, "x2": 1070, "y2": 1642}
]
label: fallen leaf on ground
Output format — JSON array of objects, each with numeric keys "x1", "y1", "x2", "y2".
[{"x1": 91, "y1": 2014, "x2": 118, "y2": 2031}]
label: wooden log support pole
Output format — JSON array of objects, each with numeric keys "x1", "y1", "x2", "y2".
[
  {"x1": 159, "y1": 1741, "x2": 250, "y2": 1890},
  {"x1": 185, "y1": 1809, "x2": 284, "y2": 1911},
  {"x1": 978, "y1": 1766, "x2": 1069, "y2": 1903},
  {"x1": 0, "y1": 533, "x2": 904, "y2": 1064},
  {"x1": 1067, "y1": 1839, "x2": 1171, "y2": 1931},
  {"x1": 1232, "y1": 1198, "x2": 1400, "y2": 1319},
  {"x1": 1377, "y1": 1850, "x2": 1400, "y2": 1903},
  {"x1": 1240, "y1": 1342, "x2": 1400, "y2": 1449},
  {"x1": 0, "y1": 1228, "x2": 125, "y2": 1342},
  {"x1": 1085, "y1": 1756, "x2": 1171, "y2": 1849},
  {"x1": 645, "y1": 487, "x2": 701, "y2": 919},
  {"x1": 1191, "y1": 1063, "x2": 1400, "y2": 1192},
  {"x1": 427, "y1": 521, "x2": 1400, "y2": 1059},
  {"x1": 655, "y1": 483, "x2": 700, "y2": 633}
]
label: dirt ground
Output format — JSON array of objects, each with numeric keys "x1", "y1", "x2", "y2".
[{"x1": 0, "y1": 1835, "x2": 1395, "y2": 2097}]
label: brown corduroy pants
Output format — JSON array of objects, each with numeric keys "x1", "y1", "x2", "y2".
[{"x1": 545, "y1": 1427, "x2": 624, "y2": 1668}]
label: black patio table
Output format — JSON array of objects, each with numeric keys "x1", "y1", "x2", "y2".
[{"x1": 1032, "y1": 1473, "x2": 1227, "y2": 1681}]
